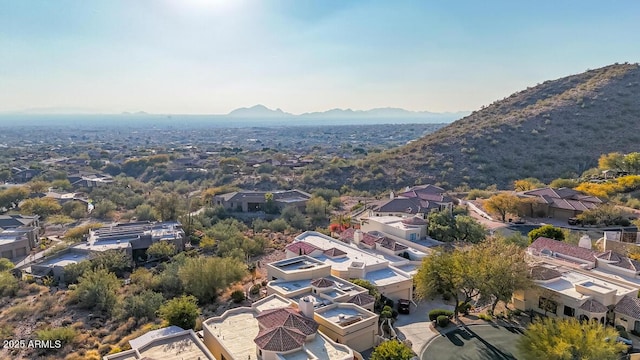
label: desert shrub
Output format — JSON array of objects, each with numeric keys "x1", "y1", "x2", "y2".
[
  {"x1": 119, "y1": 290, "x2": 164, "y2": 321},
  {"x1": 0, "y1": 271, "x2": 18, "y2": 297},
  {"x1": 158, "y1": 295, "x2": 201, "y2": 330},
  {"x1": 428, "y1": 309, "x2": 454, "y2": 321},
  {"x1": 458, "y1": 302, "x2": 472, "y2": 315},
  {"x1": 231, "y1": 289, "x2": 246, "y2": 303},
  {"x1": 478, "y1": 313, "x2": 493, "y2": 321},
  {"x1": 268, "y1": 218, "x2": 288, "y2": 232},
  {"x1": 436, "y1": 315, "x2": 450, "y2": 327},
  {"x1": 36, "y1": 326, "x2": 77, "y2": 345}
]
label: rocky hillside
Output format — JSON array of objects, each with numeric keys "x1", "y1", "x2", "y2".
[{"x1": 343, "y1": 63, "x2": 640, "y2": 191}]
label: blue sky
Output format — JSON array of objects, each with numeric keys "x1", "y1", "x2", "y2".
[{"x1": 1, "y1": 0, "x2": 639, "y2": 114}]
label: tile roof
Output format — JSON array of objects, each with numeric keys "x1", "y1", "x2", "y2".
[
  {"x1": 529, "y1": 237, "x2": 598, "y2": 262},
  {"x1": 529, "y1": 266, "x2": 562, "y2": 281},
  {"x1": 521, "y1": 187, "x2": 602, "y2": 210},
  {"x1": 615, "y1": 295, "x2": 640, "y2": 319},
  {"x1": 360, "y1": 232, "x2": 380, "y2": 247},
  {"x1": 580, "y1": 298, "x2": 608, "y2": 313},
  {"x1": 337, "y1": 228, "x2": 355, "y2": 242},
  {"x1": 596, "y1": 251, "x2": 640, "y2": 272},
  {"x1": 375, "y1": 237, "x2": 409, "y2": 251},
  {"x1": 346, "y1": 293, "x2": 375, "y2": 306},
  {"x1": 372, "y1": 197, "x2": 422, "y2": 214},
  {"x1": 323, "y1": 247, "x2": 347, "y2": 257},
  {"x1": 310, "y1": 278, "x2": 335, "y2": 288},
  {"x1": 286, "y1": 241, "x2": 321, "y2": 255},
  {"x1": 254, "y1": 326, "x2": 306, "y2": 352},
  {"x1": 256, "y1": 308, "x2": 318, "y2": 336}
]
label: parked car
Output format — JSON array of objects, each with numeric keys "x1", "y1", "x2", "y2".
[
  {"x1": 398, "y1": 299, "x2": 411, "y2": 314},
  {"x1": 568, "y1": 217, "x2": 581, "y2": 225}
]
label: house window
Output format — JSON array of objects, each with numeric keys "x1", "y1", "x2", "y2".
[
  {"x1": 538, "y1": 297, "x2": 558, "y2": 314},
  {"x1": 563, "y1": 306, "x2": 575, "y2": 317},
  {"x1": 409, "y1": 233, "x2": 417, "y2": 241}
]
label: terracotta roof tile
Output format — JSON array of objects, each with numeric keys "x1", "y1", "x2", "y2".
[
  {"x1": 529, "y1": 266, "x2": 562, "y2": 281},
  {"x1": 256, "y1": 308, "x2": 318, "y2": 336},
  {"x1": 529, "y1": 237, "x2": 597, "y2": 262},
  {"x1": 580, "y1": 298, "x2": 608, "y2": 313},
  {"x1": 338, "y1": 228, "x2": 356, "y2": 242},
  {"x1": 254, "y1": 326, "x2": 306, "y2": 352},
  {"x1": 615, "y1": 295, "x2": 640, "y2": 319},
  {"x1": 323, "y1": 247, "x2": 347, "y2": 257},
  {"x1": 310, "y1": 278, "x2": 335, "y2": 288},
  {"x1": 346, "y1": 293, "x2": 375, "y2": 306},
  {"x1": 286, "y1": 242, "x2": 321, "y2": 255}
]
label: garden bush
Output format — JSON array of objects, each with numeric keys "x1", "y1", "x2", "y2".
[
  {"x1": 458, "y1": 301, "x2": 472, "y2": 315},
  {"x1": 231, "y1": 290, "x2": 245, "y2": 303},
  {"x1": 436, "y1": 315, "x2": 450, "y2": 327},
  {"x1": 478, "y1": 313, "x2": 493, "y2": 321},
  {"x1": 429, "y1": 309, "x2": 454, "y2": 321}
]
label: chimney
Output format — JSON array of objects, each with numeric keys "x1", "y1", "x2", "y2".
[
  {"x1": 389, "y1": 191, "x2": 395, "y2": 200},
  {"x1": 353, "y1": 229, "x2": 363, "y2": 245},
  {"x1": 298, "y1": 296, "x2": 315, "y2": 318}
]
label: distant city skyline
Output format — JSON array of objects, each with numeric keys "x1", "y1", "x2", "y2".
[{"x1": 2, "y1": 0, "x2": 640, "y2": 114}]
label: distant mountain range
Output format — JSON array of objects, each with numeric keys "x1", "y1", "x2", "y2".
[{"x1": 227, "y1": 104, "x2": 469, "y2": 122}]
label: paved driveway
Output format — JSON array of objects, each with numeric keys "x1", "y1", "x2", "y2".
[
  {"x1": 422, "y1": 324, "x2": 525, "y2": 360},
  {"x1": 394, "y1": 299, "x2": 454, "y2": 354}
]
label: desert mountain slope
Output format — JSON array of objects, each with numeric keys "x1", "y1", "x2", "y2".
[{"x1": 347, "y1": 63, "x2": 640, "y2": 191}]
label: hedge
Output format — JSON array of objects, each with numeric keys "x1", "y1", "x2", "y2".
[
  {"x1": 429, "y1": 309, "x2": 454, "y2": 321},
  {"x1": 437, "y1": 315, "x2": 450, "y2": 327}
]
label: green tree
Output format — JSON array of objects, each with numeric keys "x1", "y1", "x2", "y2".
[
  {"x1": 158, "y1": 295, "x2": 201, "y2": 330},
  {"x1": 427, "y1": 212, "x2": 486, "y2": 243},
  {"x1": 92, "y1": 200, "x2": 116, "y2": 219},
  {"x1": 414, "y1": 249, "x2": 466, "y2": 318},
  {"x1": 305, "y1": 196, "x2": 329, "y2": 225},
  {"x1": 119, "y1": 290, "x2": 164, "y2": 321},
  {"x1": 528, "y1": 224, "x2": 565, "y2": 243},
  {"x1": 0, "y1": 186, "x2": 29, "y2": 209},
  {"x1": 518, "y1": 317, "x2": 626, "y2": 360},
  {"x1": 350, "y1": 279, "x2": 381, "y2": 301},
  {"x1": 51, "y1": 179, "x2": 72, "y2": 191},
  {"x1": 370, "y1": 339, "x2": 414, "y2": 360},
  {"x1": 477, "y1": 237, "x2": 531, "y2": 313},
  {"x1": 62, "y1": 200, "x2": 88, "y2": 219},
  {"x1": 135, "y1": 204, "x2": 158, "y2": 221},
  {"x1": 624, "y1": 152, "x2": 640, "y2": 174},
  {"x1": 91, "y1": 250, "x2": 130, "y2": 277},
  {"x1": 514, "y1": 178, "x2": 543, "y2": 191},
  {"x1": 19, "y1": 197, "x2": 62, "y2": 218},
  {"x1": 0, "y1": 169, "x2": 11, "y2": 182},
  {"x1": 0, "y1": 258, "x2": 15, "y2": 272},
  {"x1": 483, "y1": 193, "x2": 521, "y2": 222},
  {"x1": 75, "y1": 267, "x2": 120, "y2": 315},
  {"x1": 598, "y1": 152, "x2": 625, "y2": 171},
  {"x1": 263, "y1": 192, "x2": 279, "y2": 214},
  {"x1": 146, "y1": 242, "x2": 176, "y2": 260},
  {"x1": 0, "y1": 271, "x2": 18, "y2": 297},
  {"x1": 63, "y1": 260, "x2": 93, "y2": 284},
  {"x1": 178, "y1": 256, "x2": 246, "y2": 303},
  {"x1": 549, "y1": 178, "x2": 579, "y2": 189},
  {"x1": 28, "y1": 180, "x2": 50, "y2": 193}
]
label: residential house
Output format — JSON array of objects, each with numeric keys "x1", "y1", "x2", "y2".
[
  {"x1": 10, "y1": 167, "x2": 42, "y2": 183},
  {"x1": 70, "y1": 221, "x2": 185, "y2": 262},
  {"x1": 0, "y1": 215, "x2": 41, "y2": 259},
  {"x1": 213, "y1": 189, "x2": 311, "y2": 212},
  {"x1": 517, "y1": 187, "x2": 603, "y2": 221},
  {"x1": 514, "y1": 237, "x2": 640, "y2": 333},
  {"x1": 28, "y1": 248, "x2": 91, "y2": 282},
  {"x1": 273, "y1": 231, "x2": 418, "y2": 302},
  {"x1": 104, "y1": 326, "x2": 215, "y2": 360},
  {"x1": 67, "y1": 171, "x2": 114, "y2": 189},
  {"x1": 367, "y1": 184, "x2": 454, "y2": 218},
  {"x1": 202, "y1": 294, "x2": 356, "y2": 360},
  {"x1": 265, "y1": 260, "x2": 378, "y2": 351}
]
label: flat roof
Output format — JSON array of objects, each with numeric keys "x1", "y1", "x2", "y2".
[
  {"x1": 537, "y1": 264, "x2": 637, "y2": 301},
  {"x1": 369, "y1": 216, "x2": 422, "y2": 230},
  {"x1": 73, "y1": 239, "x2": 131, "y2": 252},
  {"x1": 35, "y1": 251, "x2": 90, "y2": 267},
  {"x1": 271, "y1": 256, "x2": 326, "y2": 272},
  {"x1": 316, "y1": 305, "x2": 373, "y2": 325},
  {"x1": 206, "y1": 310, "x2": 258, "y2": 360},
  {"x1": 295, "y1": 232, "x2": 406, "y2": 270},
  {"x1": 270, "y1": 276, "x2": 363, "y2": 298},
  {"x1": 137, "y1": 332, "x2": 213, "y2": 360},
  {"x1": 365, "y1": 267, "x2": 411, "y2": 287},
  {"x1": 280, "y1": 333, "x2": 352, "y2": 360}
]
